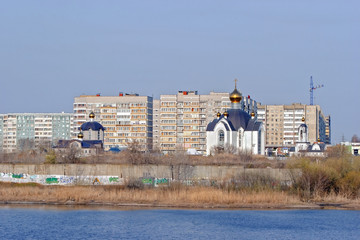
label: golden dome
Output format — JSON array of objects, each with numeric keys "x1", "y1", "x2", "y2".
[
  {"x1": 251, "y1": 111, "x2": 255, "y2": 118},
  {"x1": 230, "y1": 79, "x2": 242, "y2": 103},
  {"x1": 217, "y1": 112, "x2": 221, "y2": 118},
  {"x1": 223, "y1": 111, "x2": 229, "y2": 117},
  {"x1": 230, "y1": 88, "x2": 242, "y2": 103},
  {"x1": 89, "y1": 112, "x2": 95, "y2": 119},
  {"x1": 302, "y1": 116, "x2": 305, "y2": 122},
  {"x1": 78, "y1": 132, "x2": 84, "y2": 139}
]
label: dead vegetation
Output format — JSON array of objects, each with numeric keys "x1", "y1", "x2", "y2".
[
  {"x1": 0, "y1": 182, "x2": 301, "y2": 207},
  {"x1": 0, "y1": 148, "x2": 281, "y2": 168},
  {"x1": 287, "y1": 147, "x2": 360, "y2": 201}
]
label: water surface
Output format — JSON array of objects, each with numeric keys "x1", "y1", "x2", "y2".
[{"x1": 0, "y1": 206, "x2": 359, "y2": 239}]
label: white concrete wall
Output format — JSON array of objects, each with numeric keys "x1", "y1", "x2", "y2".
[{"x1": 0, "y1": 164, "x2": 295, "y2": 185}]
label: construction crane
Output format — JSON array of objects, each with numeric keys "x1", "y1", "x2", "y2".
[{"x1": 309, "y1": 76, "x2": 324, "y2": 105}]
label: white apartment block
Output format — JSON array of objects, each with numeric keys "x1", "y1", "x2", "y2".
[
  {"x1": 73, "y1": 94, "x2": 153, "y2": 151},
  {"x1": 0, "y1": 113, "x2": 73, "y2": 153},
  {"x1": 154, "y1": 91, "x2": 258, "y2": 154},
  {"x1": 257, "y1": 103, "x2": 329, "y2": 148}
]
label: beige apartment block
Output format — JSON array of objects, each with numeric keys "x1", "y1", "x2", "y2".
[
  {"x1": 73, "y1": 94, "x2": 153, "y2": 151},
  {"x1": 153, "y1": 99, "x2": 161, "y2": 149},
  {"x1": 154, "y1": 91, "x2": 258, "y2": 154},
  {"x1": 257, "y1": 103, "x2": 329, "y2": 148}
]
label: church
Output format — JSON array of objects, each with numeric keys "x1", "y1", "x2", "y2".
[
  {"x1": 55, "y1": 112, "x2": 105, "y2": 156},
  {"x1": 290, "y1": 116, "x2": 327, "y2": 157},
  {"x1": 206, "y1": 81, "x2": 265, "y2": 155}
]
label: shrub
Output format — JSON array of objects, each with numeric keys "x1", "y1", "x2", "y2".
[
  {"x1": 126, "y1": 178, "x2": 144, "y2": 190},
  {"x1": 44, "y1": 150, "x2": 56, "y2": 164},
  {"x1": 339, "y1": 171, "x2": 360, "y2": 197}
]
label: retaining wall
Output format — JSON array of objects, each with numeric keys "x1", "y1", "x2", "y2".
[{"x1": 0, "y1": 164, "x2": 295, "y2": 182}]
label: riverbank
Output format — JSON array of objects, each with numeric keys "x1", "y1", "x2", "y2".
[{"x1": 1, "y1": 182, "x2": 359, "y2": 210}]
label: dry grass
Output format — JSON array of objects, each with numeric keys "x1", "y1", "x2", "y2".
[
  {"x1": 311, "y1": 191, "x2": 360, "y2": 204},
  {"x1": 2, "y1": 182, "x2": 360, "y2": 208},
  {"x1": 0, "y1": 182, "x2": 301, "y2": 207}
]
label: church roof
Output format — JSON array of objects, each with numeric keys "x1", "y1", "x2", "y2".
[
  {"x1": 80, "y1": 121, "x2": 105, "y2": 131},
  {"x1": 226, "y1": 109, "x2": 251, "y2": 130},
  {"x1": 206, "y1": 109, "x2": 260, "y2": 132},
  {"x1": 206, "y1": 119, "x2": 218, "y2": 131},
  {"x1": 245, "y1": 119, "x2": 262, "y2": 131},
  {"x1": 55, "y1": 139, "x2": 103, "y2": 149},
  {"x1": 307, "y1": 143, "x2": 326, "y2": 152},
  {"x1": 206, "y1": 117, "x2": 231, "y2": 131},
  {"x1": 81, "y1": 140, "x2": 103, "y2": 148}
]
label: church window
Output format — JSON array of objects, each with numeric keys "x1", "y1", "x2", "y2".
[
  {"x1": 218, "y1": 130, "x2": 224, "y2": 146},
  {"x1": 238, "y1": 131, "x2": 242, "y2": 148}
]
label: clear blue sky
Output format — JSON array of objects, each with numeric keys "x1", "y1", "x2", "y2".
[{"x1": 1, "y1": 1, "x2": 359, "y2": 144}]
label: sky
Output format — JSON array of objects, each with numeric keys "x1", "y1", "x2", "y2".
[{"x1": 0, "y1": 1, "x2": 359, "y2": 144}]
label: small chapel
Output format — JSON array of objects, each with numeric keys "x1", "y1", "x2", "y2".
[
  {"x1": 290, "y1": 116, "x2": 327, "y2": 157},
  {"x1": 206, "y1": 80, "x2": 265, "y2": 155},
  {"x1": 55, "y1": 112, "x2": 104, "y2": 156}
]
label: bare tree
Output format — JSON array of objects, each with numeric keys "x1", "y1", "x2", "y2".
[
  {"x1": 124, "y1": 140, "x2": 143, "y2": 164},
  {"x1": 57, "y1": 146, "x2": 81, "y2": 164},
  {"x1": 17, "y1": 139, "x2": 35, "y2": 151},
  {"x1": 37, "y1": 139, "x2": 52, "y2": 154}
]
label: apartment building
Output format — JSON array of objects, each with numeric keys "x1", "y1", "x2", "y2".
[
  {"x1": 154, "y1": 91, "x2": 258, "y2": 154},
  {"x1": 73, "y1": 94, "x2": 153, "y2": 151},
  {"x1": 325, "y1": 116, "x2": 331, "y2": 144},
  {"x1": 153, "y1": 99, "x2": 161, "y2": 149},
  {"x1": 0, "y1": 115, "x2": 3, "y2": 151},
  {"x1": 257, "y1": 103, "x2": 329, "y2": 149},
  {"x1": 0, "y1": 113, "x2": 73, "y2": 153}
]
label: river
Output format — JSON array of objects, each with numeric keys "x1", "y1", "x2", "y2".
[{"x1": 0, "y1": 206, "x2": 359, "y2": 239}]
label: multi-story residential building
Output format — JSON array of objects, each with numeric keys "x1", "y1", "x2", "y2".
[
  {"x1": 257, "y1": 103, "x2": 329, "y2": 151},
  {"x1": 155, "y1": 90, "x2": 258, "y2": 154},
  {"x1": 152, "y1": 99, "x2": 161, "y2": 150},
  {"x1": 0, "y1": 115, "x2": 3, "y2": 151},
  {"x1": 0, "y1": 113, "x2": 73, "y2": 153},
  {"x1": 325, "y1": 115, "x2": 331, "y2": 144},
  {"x1": 73, "y1": 94, "x2": 153, "y2": 151}
]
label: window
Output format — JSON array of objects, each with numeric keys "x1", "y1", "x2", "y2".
[
  {"x1": 238, "y1": 130, "x2": 242, "y2": 148},
  {"x1": 218, "y1": 130, "x2": 224, "y2": 146}
]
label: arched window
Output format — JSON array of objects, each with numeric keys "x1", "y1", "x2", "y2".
[
  {"x1": 218, "y1": 130, "x2": 225, "y2": 146},
  {"x1": 238, "y1": 130, "x2": 242, "y2": 148}
]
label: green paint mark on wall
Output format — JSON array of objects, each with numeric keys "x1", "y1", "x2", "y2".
[
  {"x1": 109, "y1": 177, "x2": 119, "y2": 183},
  {"x1": 46, "y1": 177, "x2": 59, "y2": 184},
  {"x1": 142, "y1": 178, "x2": 153, "y2": 184},
  {"x1": 12, "y1": 174, "x2": 24, "y2": 179},
  {"x1": 155, "y1": 178, "x2": 168, "y2": 185}
]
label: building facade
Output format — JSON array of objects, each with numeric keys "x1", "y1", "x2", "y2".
[
  {"x1": 154, "y1": 89, "x2": 258, "y2": 155},
  {"x1": 73, "y1": 94, "x2": 153, "y2": 151},
  {"x1": 256, "y1": 103, "x2": 329, "y2": 154},
  {"x1": 0, "y1": 113, "x2": 73, "y2": 153},
  {"x1": 325, "y1": 115, "x2": 331, "y2": 144}
]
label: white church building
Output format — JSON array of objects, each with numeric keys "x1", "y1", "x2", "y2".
[
  {"x1": 290, "y1": 116, "x2": 327, "y2": 157},
  {"x1": 206, "y1": 82, "x2": 265, "y2": 155}
]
